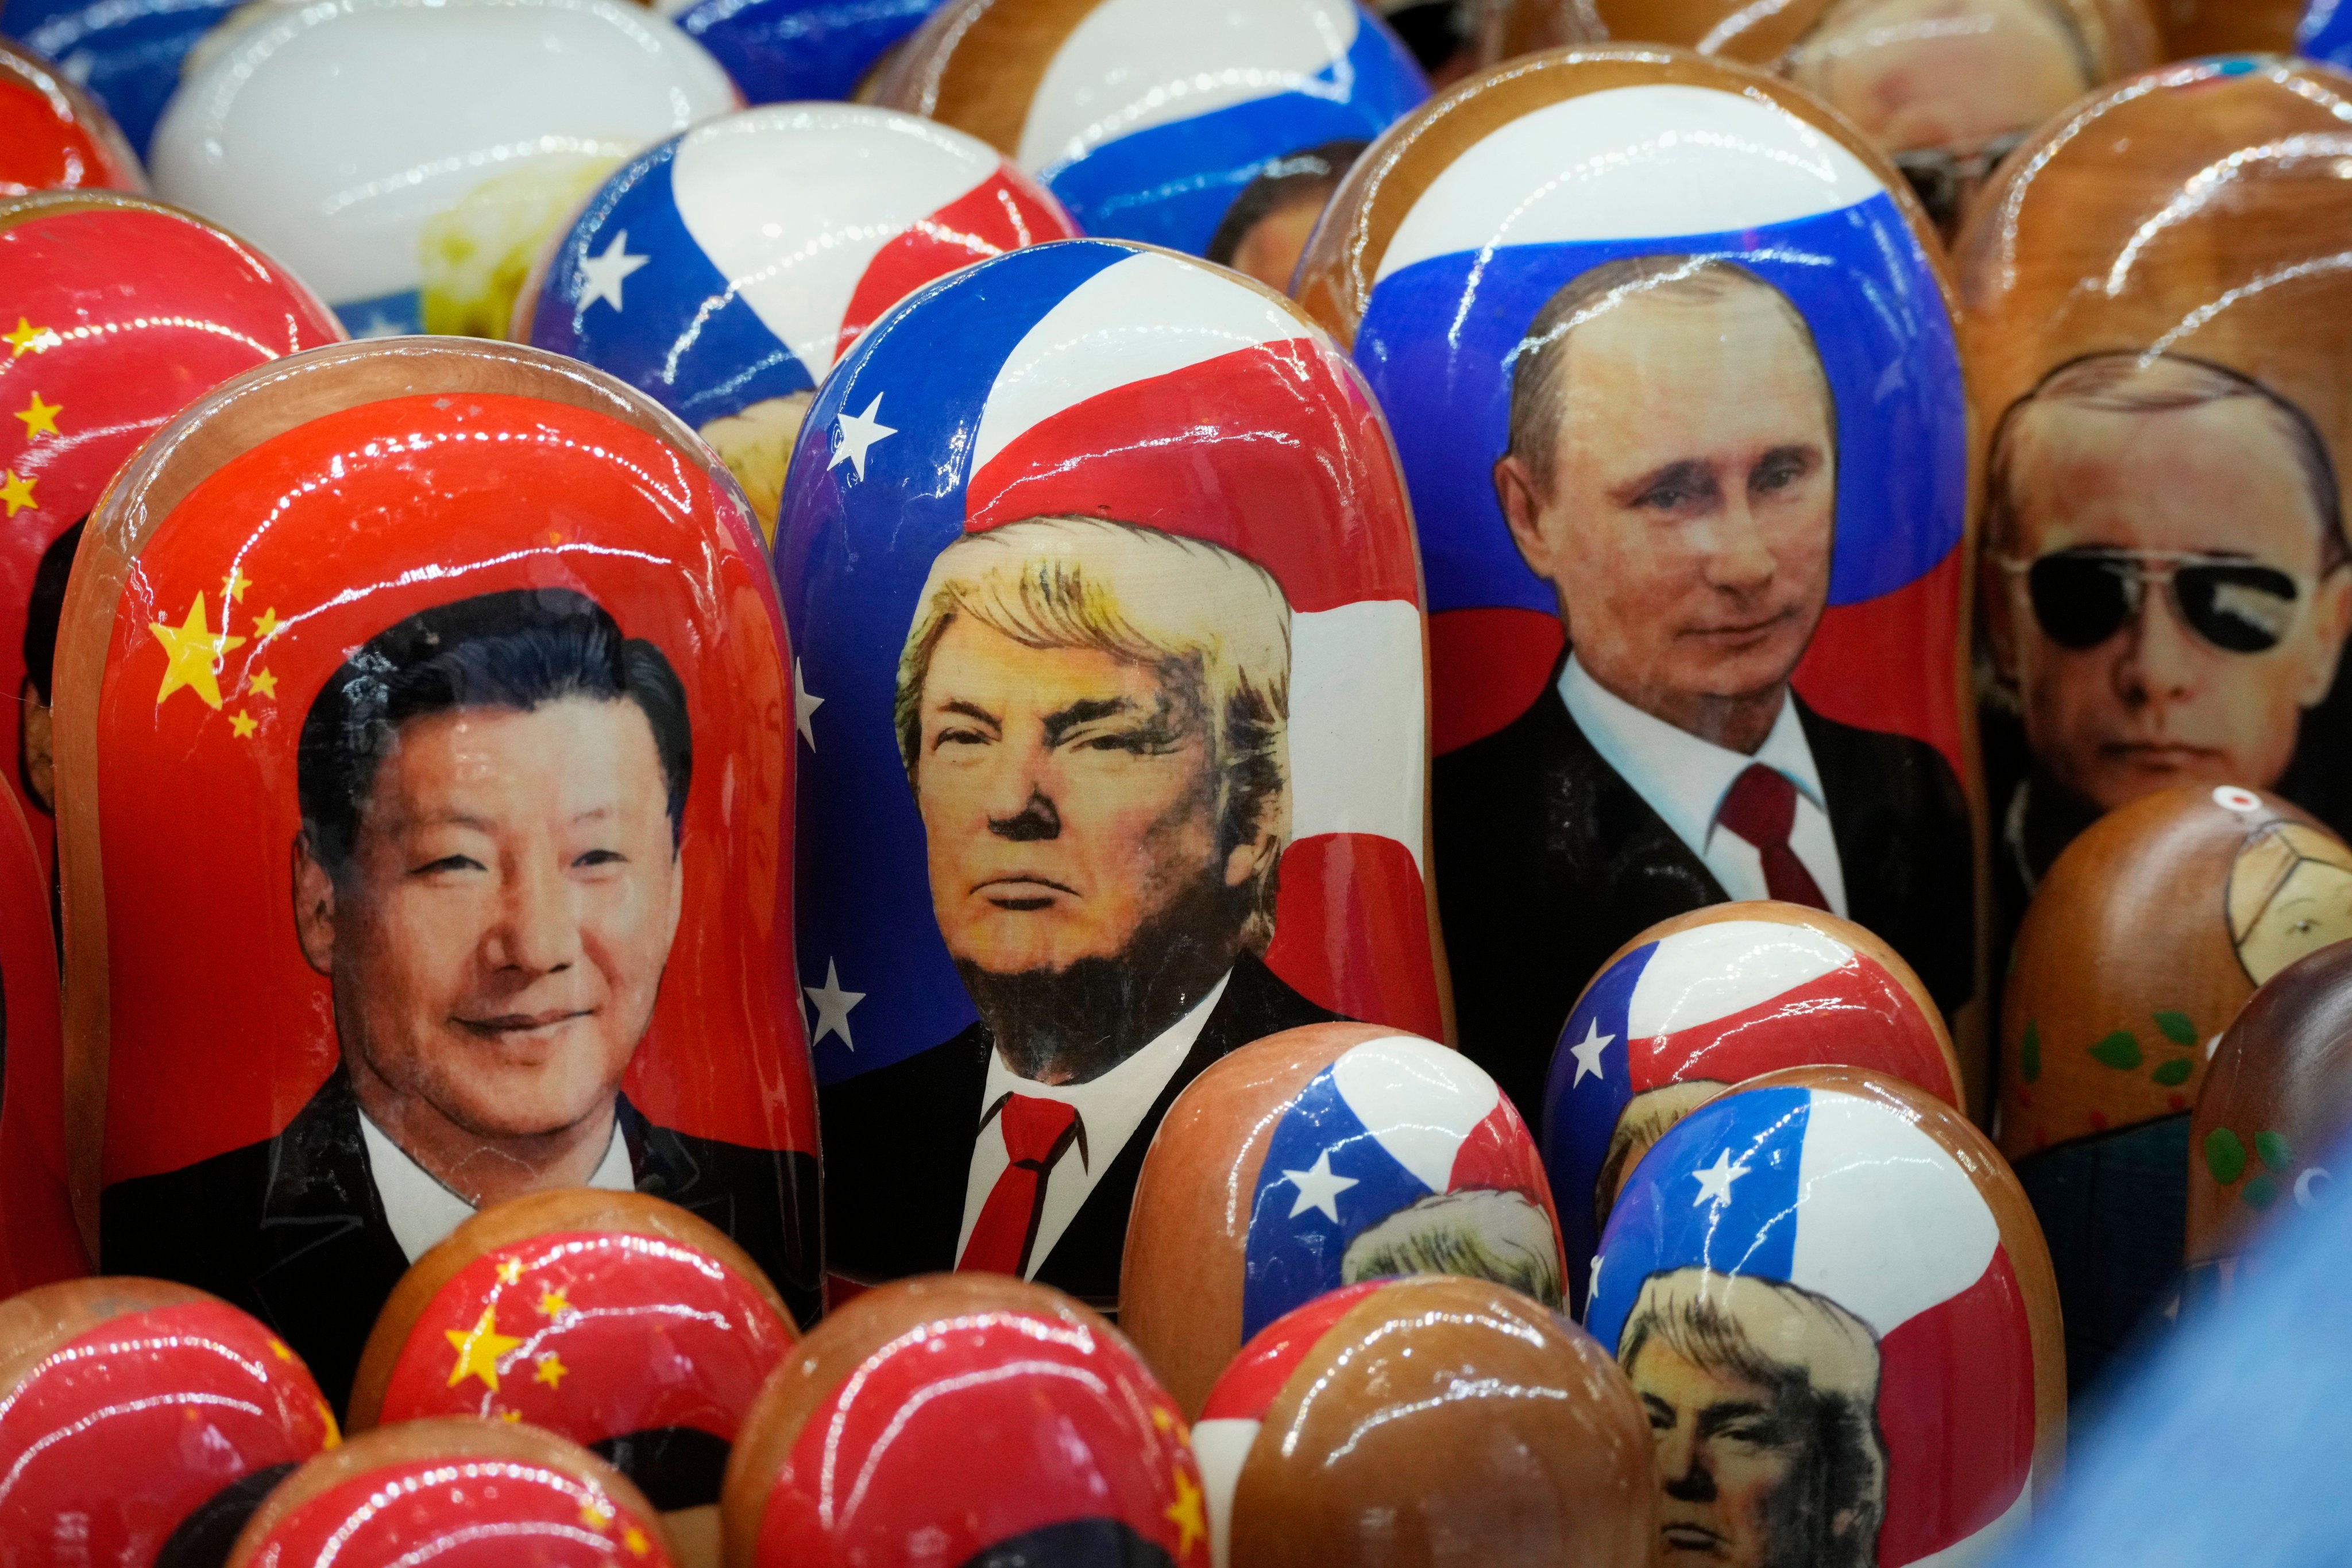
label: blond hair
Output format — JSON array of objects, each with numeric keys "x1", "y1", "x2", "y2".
[{"x1": 2229, "y1": 820, "x2": 2352, "y2": 946}]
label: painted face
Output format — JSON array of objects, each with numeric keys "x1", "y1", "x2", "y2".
[
  {"x1": 914, "y1": 616, "x2": 1228, "y2": 977},
  {"x1": 1629, "y1": 1336, "x2": 1807, "y2": 1568},
  {"x1": 2237, "y1": 855, "x2": 2352, "y2": 985},
  {"x1": 1789, "y1": 0, "x2": 2090, "y2": 154},
  {"x1": 1504, "y1": 285, "x2": 1836, "y2": 744},
  {"x1": 1999, "y1": 399, "x2": 2352, "y2": 813},
  {"x1": 1226, "y1": 189, "x2": 1334, "y2": 293},
  {"x1": 308, "y1": 697, "x2": 684, "y2": 1142}
]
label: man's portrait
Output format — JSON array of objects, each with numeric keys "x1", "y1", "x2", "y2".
[
  {"x1": 1205, "y1": 140, "x2": 1366, "y2": 293},
  {"x1": 99, "y1": 588, "x2": 806, "y2": 1413},
  {"x1": 1619, "y1": 1268, "x2": 1888, "y2": 1568},
  {"x1": 1435, "y1": 254, "x2": 1972, "y2": 1122},
  {"x1": 1338, "y1": 1187, "x2": 1565, "y2": 1306},
  {"x1": 822, "y1": 516, "x2": 1339, "y2": 1303},
  {"x1": 1981, "y1": 352, "x2": 2352, "y2": 936}
]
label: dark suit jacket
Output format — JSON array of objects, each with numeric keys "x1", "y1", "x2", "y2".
[
  {"x1": 1435, "y1": 681, "x2": 1975, "y2": 1125},
  {"x1": 822, "y1": 949, "x2": 1337, "y2": 1307},
  {"x1": 98, "y1": 1069, "x2": 818, "y2": 1417}
]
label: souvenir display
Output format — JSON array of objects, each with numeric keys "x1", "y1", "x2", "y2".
[
  {"x1": 63, "y1": 338, "x2": 820, "y2": 1422},
  {"x1": 0, "y1": 771, "x2": 74, "y2": 1295},
  {"x1": 868, "y1": 0, "x2": 1426, "y2": 268},
  {"x1": 2185, "y1": 938, "x2": 2352, "y2": 1299},
  {"x1": 1591, "y1": 1065, "x2": 2063, "y2": 1568},
  {"x1": 1294, "y1": 49, "x2": 1980, "y2": 1127},
  {"x1": 0, "y1": 38, "x2": 141, "y2": 194},
  {"x1": 0, "y1": 1276, "x2": 338, "y2": 1562},
  {"x1": 661, "y1": 0, "x2": 952, "y2": 103},
  {"x1": 1193, "y1": 1275, "x2": 1654, "y2": 1567},
  {"x1": 225, "y1": 1414, "x2": 674, "y2": 1567},
  {"x1": 149, "y1": 0, "x2": 739, "y2": 339},
  {"x1": 777, "y1": 238, "x2": 1438, "y2": 1304},
  {"x1": 521, "y1": 103, "x2": 1077, "y2": 542},
  {"x1": 1544, "y1": 901, "x2": 1965, "y2": 1308},
  {"x1": 720, "y1": 1273, "x2": 1204, "y2": 1566},
  {"x1": 349, "y1": 1189, "x2": 798, "y2": 1553},
  {"x1": 1956, "y1": 55, "x2": 2352, "y2": 974},
  {"x1": 1121, "y1": 1022, "x2": 1563, "y2": 1414}
]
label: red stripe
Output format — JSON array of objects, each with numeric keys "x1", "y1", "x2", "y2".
[
  {"x1": 1430, "y1": 607, "x2": 1563, "y2": 754},
  {"x1": 1445, "y1": 1100, "x2": 1554, "y2": 1207},
  {"x1": 966, "y1": 346, "x2": 1422, "y2": 615},
  {"x1": 839, "y1": 170, "x2": 1077, "y2": 359},
  {"x1": 1262, "y1": 832, "x2": 1443, "y2": 1041},
  {"x1": 1629, "y1": 957, "x2": 1956, "y2": 1104},
  {"x1": 1200, "y1": 1281, "x2": 1386, "y2": 1422},
  {"x1": 1874, "y1": 1246, "x2": 2037, "y2": 1565},
  {"x1": 1791, "y1": 549, "x2": 1965, "y2": 782}
]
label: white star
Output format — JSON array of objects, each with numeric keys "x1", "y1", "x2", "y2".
[
  {"x1": 1567, "y1": 1016, "x2": 1615, "y2": 1088},
  {"x1": 1282, "y1": 1149, "x2": 1359, "y2": 1222},
  {"x1": 354, "y1": 310, "x2": 405, "y2": 339},
  {"x1": 794, "y1": 657, "x2": 824, "y2": 750},
  {"x1": 1690, "y1": 1148, "x2": 1749, "y2": 1208},
  {"x1": 578, "y1": 230, "x2": 650, "y2": 314},
  {"x1": 828, "y1": 393, "x2": 897, "y2": 482},
  {"x1": 804, "y1": 959, "x2": 865, "y2": 1050}
]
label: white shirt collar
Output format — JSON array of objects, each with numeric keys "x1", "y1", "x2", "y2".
[
  {"x1": 956, "y1": 969, "x2": 1232, "y2": 1277},
  {"x1": 358, "y1": 1105, "x2": 636, "y2": 1264}
]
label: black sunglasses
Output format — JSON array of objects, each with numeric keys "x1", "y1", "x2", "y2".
[{"x1": 2002, "y1": 548, "x2": 2310, "y2": 655}]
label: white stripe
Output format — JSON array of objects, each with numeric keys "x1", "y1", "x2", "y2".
[
  {"x1": 1330, "y1": 1036, "x2": 1499, "y2": 1191},
  {"x1": 1014, "y1": 0, "x2": 1362, "y2": 172},
  {"x1": 673, "y1": 105, "x2": 1009, "y2": 381},
  {"x1": 1624, "y1": 919, "x2": 1854, "y2": 1041},
  {"x1": 1377, "y1": 83, "x2": 1886, "y2": 284},
  {"x1": 970, "y1": 249, "x2": 1324, "y2": 477},
  {"x1": 1193, "y1": 1416, "x2": 1261, "y2": 1568},
  {"x1": 1287, "y1": 598, "x2": 1424, "y2": 876},
  {"x1": 1898, "y1": 1474, "x2": 2032, "y2": 1568},
  {"x1": 1788, "y1": 1088, "x2": 1998, "y2": 1336}
]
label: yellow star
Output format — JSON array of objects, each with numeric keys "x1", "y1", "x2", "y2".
[
  {"x1": 536, "y1": 1288, "x2": 569, "y2": 1318},
  {"x1": 581, "y1": 1498, "x2": 615, "y2": 1530},
  {"x1": 14, "y1": 392, "x2": 59, "y2": 439},
  {"x1": 252, "y1": 605, "x2": 279, "y2": 640},
  {"x1": 222, "y1": 566, "x2": 250, "y2": 603},
  {"x1": 269, "y1": 1338, "x2": 293, "y2": 1361},
  {"x1": 496, "y1": 1258, "x2": 523, "y2": 1287},
  {"x1": 3, "y1": 318, "x2": 56, "y2": 357},
  {"x1": 1164, "y1": 1468, "x2": 1206, "y2": 1559},
  {"x1": 442, "y1": 1304, "x2": 522, "y2": 1393},
  {"x1": 149, "y1": 593, "x2": 246, "y2": 710},
  {"x1": 534, "y1": 1353, "x2": 569, "y2": 1390},
  {"x1": 623, "y1": 1526, "x2": 650, "y2": 1557},
  {"x1": 498, "y1": 1408, "x2": 523, "y2": 1423},
  {"x1": 319, "y1": 1403, "x2": 341, "y2": 1448},
  {"x1": 0, "y1": 469, "x2": 34, "y2": 517},
  {"x1": 249, "y1": 668, "x2": 277, "y2": 700},
  {"x1": 229, "y1": 710, "x2": 257, "y2": 739}
]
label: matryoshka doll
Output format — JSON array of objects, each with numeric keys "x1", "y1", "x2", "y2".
[
  {"x1": 1194, "y1": 1275, "x2": 1655, "y2": 1568},
  {"x1": 57, "y1": 338, "x2": 820, "y2": 1423},
  {"x1": 720, "y1": 1274, "x2": 1204, "y2": 1567},
  {"x1": 2185, "y1": 937, "x2": 2352, "y2": 1303},
  {"x1": 2160, "y1": 0, "x2": 2300, "y2": 56},
  {"x1": 226, "y1": 1415, "x2": 675, "y2": 1567},
  {"x1": 148, "y1": 0, "x2": 739, "y2": 338},
  {"x1": 1590, "y1": 1065, "x2": 2063, "y2": 1568},
  {"x1": 0, "y1": 770, "x2": 72, "y2": 1295},
  {"x1": 349, "y1": 1190, "x2": 800, "y2": 1562},
  {"x1": 661, "y1": 0, "x2": 951, "y2": 103},
  {"x1": 776, "y1": 239, "x2": 1439, "y2": 1306},
  {"x1": 0, "y1": 1277, "x2": 338, "y2": 1562},
  {"x1": 0, "y1": 39, "x2": 142, "y2": 195},
  {"x1": 1956, "y1": 56, "x2": 2352, "y2": 973},
  {"x1": 1121, "y1": 1022, "x2": 1563, "y2": 1415},
  {"x1": 1294, "y1": 49, "x2": 1983, "y2": 1132},
  {"x1": 518, "y1": 104, "x2": 1077, "y2": 543},
  {"x1": 868, "y1": 0, "x2": 1428, "y2": 282},
  {"x1": 1544, "y1": 901, "x2": 1965, "y2": 1310}
]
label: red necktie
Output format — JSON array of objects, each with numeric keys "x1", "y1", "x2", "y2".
[
  {"x1": 957, "y1": 1094, "x2": 1082, "y2": 1278},
  {"x1": 1716, "y1": 763, "x2": 1829, "y2": 910}
]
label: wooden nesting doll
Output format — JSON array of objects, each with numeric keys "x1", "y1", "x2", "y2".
[
  {"x1": 518, "y1": 103, "x2": 1077, "y2": 544},
  {"x1": 57, "y1": 337, "x2": 820, "y2": 1423},
  {"x1": 2, "y1": 0, "x2": 227, "y2": 161},
  {"x1": 226, "y1": 1415, "x2": 674, "y2": 1567},
  {"x1": 0, "y1": 38, "x2": 142, "y2": 195},
  {"x1": 148, "y1": 0, "x2": 737, "y2": 339},
  {"x1": 1295, "y1": 48, "x2": 1984, "y2": 1130},
  {"x1": 1955, "y1": 56, "x2": 2352, "y2": 976},
  {"x1": 1544, "y1": 901, "x2": 1964, "y2": 1311},
  {"x1": 663, "y1": 0, "x2": 951, "y2": 102},
  {"x1": 0, "y1": 1277, "x2": 337, "y2": 1562},
  {"x1": 349, "y1": 1189, "x2": 799, "y2": 1561},
  {"x1": 0, "y1": 771, "x2": 74, "y2": 1296},
  {"x1": 777, "y1": 240, "x2": 1439, "y2": 1306},
  {"x1": 868, "y1": 0, "x2": 1427, "y2": 273},
  {"x1": 1121, "y1": 1022, "x2": 1562, "y2": 1415},
  {"x1": 720, "y1": 1274, "x2": 1203, "y2": 1567},
  {"x1": 2156, "y1": 0, "x2": 2300, "y2": 56},
  {"x1": 1591, "y1": 1065, "x2": 2064, "y2": 1568},
  {"x1": 1195, "y1": 1275, "x2": 1655, "y2": 1568},
  {"x1": 2185, "y1": 937, "x2": 2352, "y2": 1303}
]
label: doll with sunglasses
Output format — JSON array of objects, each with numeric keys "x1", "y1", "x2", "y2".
[{"x1": 1981, "y1": 350, "x2": 2352, "y2": 949}]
